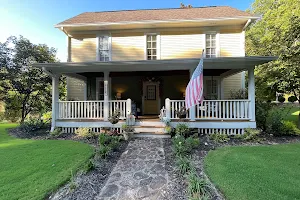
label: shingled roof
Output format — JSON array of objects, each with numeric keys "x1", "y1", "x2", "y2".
[{"x1": 56, "y1": 6, "x2": 254, "y2": 26}]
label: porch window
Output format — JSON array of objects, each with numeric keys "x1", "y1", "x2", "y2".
[
  {"x1": 206, "y1": 79, "x2": 218, "y2": 99},
  {"x1": 98, "y1": 36, "x2": 110, "y2": 61},
  {"x1": 205, "y1": 34, "x2": 217, "y2": 58},
  {"x1": 146, "y1": 35, "x2": 157, "y2": 60}
]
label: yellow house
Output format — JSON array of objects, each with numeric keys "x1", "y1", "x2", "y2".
[{"x1": 35, "y1": 6, "x2": 275, "y2": 136}]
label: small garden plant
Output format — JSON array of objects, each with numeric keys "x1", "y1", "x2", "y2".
[
  {"x1": 209, "y1": 133, "x2": 230, "y2": 143},
  {"x1": 75, "y1": 127, "x2": 96, "y2": 138},
  {"x1": 97, "y1": 131, "x2": 123, "y2": 159}
]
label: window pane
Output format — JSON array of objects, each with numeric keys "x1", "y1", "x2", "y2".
[
  {"x1": 211, "y1": 40, "x2": 216, "y2": 47},
  {"x1": 152, "y1": 56, "x2": 157, "y2": 60},
  {"x1": 153, "y1": 49, "x2": 156, "y2": 56},
  {"x1": 147, "y1": 35, "x2": 151, "y2": 41},
  {"x1": 152, "y1": 36, "x2": 156, "y2": 42},
  {"x1": 147, "y1": 56, "x2": 151, "y2": 60},
  {"x1": 211, "y1": 34, "x2": 216, "y2": 40},
  {"x1": 152, "y1": 42, "x2": 156, "y2": 48},
  {"x1": 147, "y1": 42, "x2": 151, "y2": 48},
  {"x1": 211, "y1": 48, "x2": 216, "y2": 55},
  {"x1": 147, "y1": 50, "x2": 151, "y2": 55}
]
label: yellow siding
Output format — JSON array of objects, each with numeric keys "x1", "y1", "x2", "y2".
[
  {"x1": 71, "y1": 37, "x2": 96, "y2": 62},
  {"x1": 223, "y1": 73, "x2": 243, "y2": 99},
  {"x1": 160, "y1": 33, "x2": 204, "y2": 59},
  {"x1": 67, "y1": 77, "x2": 85, "y2": 101},
  {"x1": 220, "y1": 33, "x2": 242, "y2": 57},
  {"x1": 111, "y1": 33, "x2": 145, "y2": 61}
]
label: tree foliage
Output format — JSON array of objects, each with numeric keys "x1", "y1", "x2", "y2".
[
  {"x1": 246, "y1": 0, "x2": 300, "y2": 102},
  {"x1": 0, "y1": 36, "x2": 65, "y2": 122},
  {"x1": 180, "y1": 2, "x2": 193, "y2": 8}
]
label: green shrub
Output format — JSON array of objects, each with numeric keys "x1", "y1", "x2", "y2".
[
  {"x1": 165, "y1": 125, "x2": 173, "y2": 134},
  {"x1": 75, "y1": 127, "x2": 96, "y2": 138},
  {"x1": 288, "y1": 96, "x2": 297, "y2": 103},
  {"x1": 255, "y1": 101, "x2": 273, "y2": 131},
  {"x1": 172, "y1": 135, "x2": 189, "y2": 156},
  {"x1": 266, "y1": 110, "x2": 284, "y2": 136},
  {"x1": 121, "y1": 124, "x2": 134, "y2": 133},
  {"x1": 187, "y1": 171, "x2": 211, "y2": 199},
  {"x1": 186, "y1": 137, "x2": 200, "y2": 149},
  {"x1": 209, "y1": 133, "x2": 229, "y2": 143},
  {"x1": 282, "y1": 121, "x2": 300, "y2": 135},
  {"x1": 98, "y1": 133, "x2": 111, "y2": 146},
  {"x1": 278, "y1": 95, "x2": 285, "y2": 103},
  {"x1": 98, "y1": 145, "x2": 111, "y2": 159},
  {"x1": 175, "y1": 123, "x2": 190, "y2": 137},
  {"x1": 109, "y1": 136, "x2": 121, "y2": 150},
  {"x1": 50, "y1": 127, "x2": 62, "y2": 137},
  {"x1": 237, "y1": 128, "x2": 261, "y2": 141},
  {"x1": 176, "y1": 156, "x2": 194, "y2": 175},
  {"x1": 82, "y1": 159, "x2": 95, "y2": 174},
  {"x1": 19, "y1": 117, "x2": 46, "y2": 133}
]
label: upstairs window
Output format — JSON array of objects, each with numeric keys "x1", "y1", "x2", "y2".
[
  {"x1": 205, "y1": 34, "x2": 217, "y2": 58},
  {"x1": 146, "y1": 35, "x2": 157, "y2": 60},
  {"x1": 98, "y1": 36, "x2": 110, "y2": 61}
]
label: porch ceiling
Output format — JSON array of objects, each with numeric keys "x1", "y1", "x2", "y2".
[{"x1": 34, "y1": 56, "x2": 276, "y2": 75}]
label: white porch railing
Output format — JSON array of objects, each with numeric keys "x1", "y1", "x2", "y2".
[
  {"x1": 166, "y1": 99, "x2": 250, "y2": 120},
  {"x1": 58, "y1": 101, "x2": 104, "y2": 119},
  {"x1": 108, "y1": 100, "x2": 128, "y2": 120},
  {"x1": 58, "y1": 99, "x2": 131, "y2": 120}
]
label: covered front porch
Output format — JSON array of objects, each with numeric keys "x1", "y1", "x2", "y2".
[{"x1": 35, "y1": 57, "x2": 275, "y2": 134}]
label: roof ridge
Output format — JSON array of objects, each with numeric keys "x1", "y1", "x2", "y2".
[{"x1": 84, "y1": 6, "x2": 233, "y2": 14}]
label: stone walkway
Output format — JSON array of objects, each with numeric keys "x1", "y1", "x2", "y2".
[{"x1": 96, "y1": 138, "x2": 169, "y2": 200}]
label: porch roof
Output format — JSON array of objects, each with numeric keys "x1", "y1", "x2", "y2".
[{"x1": 34, "y1": 56, "x2": 276, "y2": 75}]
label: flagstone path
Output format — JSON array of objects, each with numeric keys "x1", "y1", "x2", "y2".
[{"x1": 96, "y1": 138, "x2": 169, "y2": 200}]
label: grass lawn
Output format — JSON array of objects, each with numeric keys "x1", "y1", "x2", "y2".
[
  {"x1": 204, "y1": 143, "x2": 300, "y2": 200},
  {"x1": 0, "y1": 124, "x2": 94, "y2": 200},
  {"x1": 274, "y1": 105, "x2": 299, "y2": 124}
]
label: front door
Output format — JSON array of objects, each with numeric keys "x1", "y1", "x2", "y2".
[{"x1": 143, "y1": 81, "x2": 160, "y2": 115}]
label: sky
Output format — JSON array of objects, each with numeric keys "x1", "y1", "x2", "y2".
[{"x1": 0, "y1": 0, "x2": 253, "y2": 62}]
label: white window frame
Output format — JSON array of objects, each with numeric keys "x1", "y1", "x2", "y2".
[
  {"x1": 204, "y1": 32, "x2": 220, "y2": 58},
  {"x1": 144, "y1": 33, "x2": 160, "y2": 60},
  {"x1": 203, "y1": 76, "x2": 220, "y2": 100},
  {"x1": 96, "y1": 33, "x2": 112, "y2": 61}
]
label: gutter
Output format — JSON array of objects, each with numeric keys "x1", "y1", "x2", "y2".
[
  {"x1": 55, "y1": 16, "x2": 259, "y2": 28},
  {"x1": 243, "y1": 19, "x2": 252, "y2": 30}
]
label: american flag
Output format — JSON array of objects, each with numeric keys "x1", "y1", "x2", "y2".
[{"x1": 185, "y1": 53, "x2": 204, "y2": 109}]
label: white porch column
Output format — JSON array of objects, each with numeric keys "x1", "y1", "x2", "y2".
[
  {"x1": 103, "y1": 71, "x2": 109, "y2": 121},
  {"x1": 248, "y1": 67, "x2": 256, "y2": 122},
  {"x1": 165, "y1": 98, "x2": 171, "y2": 119},
  {"x1": 83, "y1": 80, "x2": 87, "y2": 101},
  {"x1": 51, "y1": 75, "x2": 59, "y2": 132},
  {"x1": 189, "y1": 69, "x2": 196, "y2": 121},
  {"x1": 126, "y1": 99, "x2": 132, "y2": 116}
]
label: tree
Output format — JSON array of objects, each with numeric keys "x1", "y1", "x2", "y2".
[
  {"x1": 0, "y1": 36, "x2": 65, "y2": 123},
  {"x1": 246, "y1": 0, "x2": 300, "y2": 102},
  {"x1": 180, "y1": 2, "x2": 193, "y2": 8}
]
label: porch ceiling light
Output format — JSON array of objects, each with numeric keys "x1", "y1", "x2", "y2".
[{"x1": 117, "y1": 92, "x2": 122, "y2": 99}]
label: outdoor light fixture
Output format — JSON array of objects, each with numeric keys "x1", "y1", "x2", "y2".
[{"x1": 116, "y1": 92, "x2": 122, "y2": 99}]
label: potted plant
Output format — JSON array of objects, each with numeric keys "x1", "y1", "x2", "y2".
[
  {"x1": 108, "y1": 109, "x2": 120, "y2": 124},
  {"x1": 121, "y1": 124, "x2": 134, "y2": 140},
  {"x1": 126, "y1": 113, "x2": 136, "y2": 126},
  {"x1": 175, "y1": 106, "x2": 187, "y2": 119}
]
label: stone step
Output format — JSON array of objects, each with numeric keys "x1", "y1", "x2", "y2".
[
  {"x1": 135, "y1": 121, "x2": 165, "y2": 127},
  {"x1": 133, "y1": 127, "x2": 165, "y2": 133},
  {"x1": 133, "y1": 133, "x2": 171, "y2": 138}
]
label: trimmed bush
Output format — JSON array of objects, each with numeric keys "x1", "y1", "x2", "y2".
[
  {"x1": 175, "y1": 123, "x2": 190, "y2": 137},
  {"x1": 19, "y1": 118, "x2": 46, "y2": 133},
  {"x1": 50, "y1": 127, "x2": 62, "y2": 137},
  {"x1": 288, "y1": 96, "x2": 297, "y2": 103},
  {"x1": 255, "y1": 101, "x2": 273, "y2": 131},
  {"x1": 278, "y1": 95, "x2": 285, "y2": 103},
  {"x1": 209, "y1": 133, "x2": 229, "y2": 143},
  {"x1": 75, "y1": 127, "x2": 96, "y2": 138},
  {"x1": 282, "y1": 121, "x2": 300, "y2": 135}
]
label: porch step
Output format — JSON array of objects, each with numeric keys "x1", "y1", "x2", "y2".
[
  {"x1": 133, "y1": 127, "x2": 165, "y2": 134},
  {"x1": 133, "y1": 133, "x2": 170, "y2": 138},
  {"x1": 135, "y1": 121, "x2": 165, "y2": 127}
]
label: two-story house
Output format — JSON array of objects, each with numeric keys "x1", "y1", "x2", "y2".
[{"x1": 35, "y1": 6, "x2": 275, "y2": 135}]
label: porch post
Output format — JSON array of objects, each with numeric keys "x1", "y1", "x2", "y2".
[
  {"x1": 51, "y1": 75, "x2": 59, "y2": 132},
  {"x1": 165, "y1": 98, "x2": 171, "y2": 119},
  {"x1": 248, "y1": 67, "x2": 256, "y2": 122},
  {"x1": 104, "y1": 71, "x2": 109, "y2": 121},
  {"x1": 126, "y1": 99, "x2": 132, "y2": 116},
  {"x1": 189, "y1": 69, "x2": 196, "y2": 121}
]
